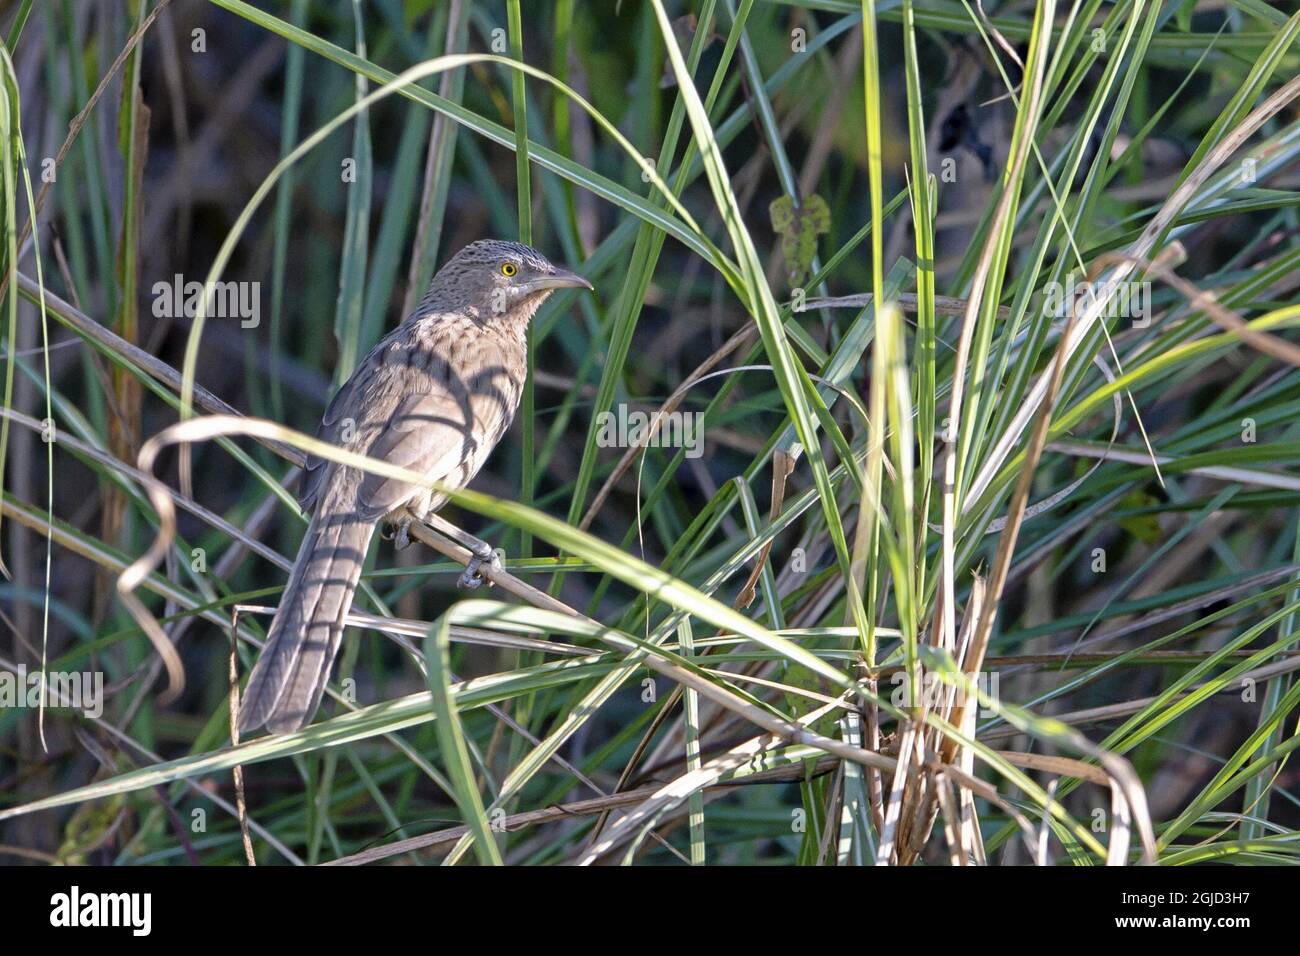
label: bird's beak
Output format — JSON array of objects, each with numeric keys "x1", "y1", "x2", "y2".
[{"x1": 524, "y1": 268, "x2": 593, "y2": 294}]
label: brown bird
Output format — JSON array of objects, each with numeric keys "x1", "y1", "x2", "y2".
[{"x1": 239, "y1": 240, "x2": 592, "y2": 734}]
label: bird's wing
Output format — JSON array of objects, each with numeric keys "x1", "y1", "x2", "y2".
[
  {"x1": 353, "y1": 388, "x2": 483, "y2": 519},
  {"x1": 298, "y1": 373, "x2": 355, "y2": 514},
  {"x1": 302, "y1": 326, "x2": 522, "y2": 520}
]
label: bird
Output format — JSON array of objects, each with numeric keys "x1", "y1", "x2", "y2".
[{"x1": 239, "y1": 239, "x2": 593, "y2": 735}]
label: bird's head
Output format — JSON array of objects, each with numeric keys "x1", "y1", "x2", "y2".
[{"x1": 421, "y1": 239, "x2": 592, "y2": 324}]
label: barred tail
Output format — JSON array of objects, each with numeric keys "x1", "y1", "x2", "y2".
[{"x1": 239, "y1": 508, "x2": 376, "y2": 735}]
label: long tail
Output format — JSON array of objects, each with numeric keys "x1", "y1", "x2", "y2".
[{"x1": 239, "y1": 507, "x2": 376, "y2": 735}]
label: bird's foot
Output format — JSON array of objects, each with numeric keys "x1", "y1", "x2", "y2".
[
  {"x1": 382, "y1": 520, "x2": 413, "y2": 548},
  {"x1": 457, "y1": 544, "x2": 502, "y2": 589},
  {"x1": 388, "y1": 517, "x2": 413, "y2": 552}
]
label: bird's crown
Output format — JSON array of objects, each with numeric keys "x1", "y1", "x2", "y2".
[{"x1": 447, "y1": 239, "x2": 556, "y2": 274}]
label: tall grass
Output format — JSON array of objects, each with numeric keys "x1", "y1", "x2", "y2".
[{"x1": 1, "y1": 0, "x2": 1299, "y2": 865}]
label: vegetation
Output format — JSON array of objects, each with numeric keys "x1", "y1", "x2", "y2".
[{"x1": 1, "y1": 0, "x2": 1299, "y2": 866}]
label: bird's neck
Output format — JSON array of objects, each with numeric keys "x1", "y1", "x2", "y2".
[
  {"x1": 406, "y1": 291, "x2": 549, "y2": 349},
  {"x1": 490, "y1": 290, "x2": 551, "y2": 340}
]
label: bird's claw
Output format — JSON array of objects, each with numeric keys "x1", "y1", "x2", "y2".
[
  {"x1": 391, "y1": 519, "x2": 412, "y2": 552},
  {"x1": 457, "y1": 546, "x2": 502, "y2": 589}
]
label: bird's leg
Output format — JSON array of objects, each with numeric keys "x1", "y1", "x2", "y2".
[
  {"x1": 457, "y1": 545, "x2": 503, "y2": 590},
  {"x1": 389, "y1": 514, "x2": 413, "y2": 551},
  {"x1": 422, "y1": 513, "x2": 502, "y2": 589}
]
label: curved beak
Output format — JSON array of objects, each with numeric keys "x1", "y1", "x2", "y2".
[{"x1": 524, "y1": 267, "x2": 593, "y2": 294}]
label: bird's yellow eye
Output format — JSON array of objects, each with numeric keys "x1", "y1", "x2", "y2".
[{"x1": 500, "y1": 262, "x2": 517, "y2": 277}]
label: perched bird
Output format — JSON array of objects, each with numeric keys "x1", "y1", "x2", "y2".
[{"x1": 239, "y1": 240, "x2": 592, "y2": 734}]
